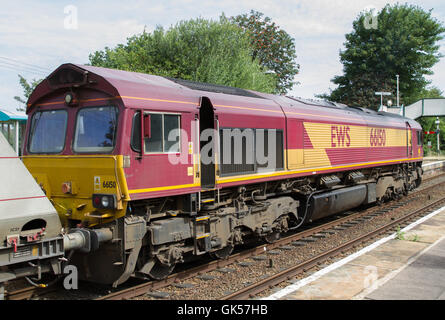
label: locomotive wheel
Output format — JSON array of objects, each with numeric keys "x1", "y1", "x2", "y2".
[
  {"x1": 264, "y1": 231, "x2": 280, "y2": 244},
  {"x1": 146, "y1": 259, "x2": 175, "y2": 280},
  {"x1": 209, "y1": 245, "x2": 234, "y2": 260}
]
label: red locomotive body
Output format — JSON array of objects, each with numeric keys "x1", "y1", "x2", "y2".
[{"x1": 23, "y1": 64, "x2": 423, "y2": 284}]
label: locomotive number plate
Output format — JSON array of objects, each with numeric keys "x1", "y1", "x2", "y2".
[
  {"x1": 102, "y1": 180, "x2": 117, "y2": 189},
  {"x1": 94, "y1": 176, "x2": 117, "y2": 191}
]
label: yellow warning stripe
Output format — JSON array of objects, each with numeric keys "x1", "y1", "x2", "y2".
[
  {"x1": 217, "y1": 157, "x2": 423, "y2": 184},
  {"x1": 196, "y1": 233, "x2": 211, "y2": 239},
  {"x1": 29, "y1": 95, "x2": 199, "y2": 107},
  {"x1": 128, "y1": 183, "x2": 200, "y2": 194},
  {"x1": 128, "y1": 157, "x2": 422, "y2": 194}
]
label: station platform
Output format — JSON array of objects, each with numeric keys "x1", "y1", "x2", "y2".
[
  {"x1": 266, "y1": 200, "x2": 445, "y2": 300},
  {"x1": 422, "y1": 160, "x2": 445, "y2": 179}
]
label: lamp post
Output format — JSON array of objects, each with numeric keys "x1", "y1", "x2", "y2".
[
  {"x1": 375, "y1": 92, "x2": 392, "y2": 111},
  {"x1": 396, "y1": 75, "x2": 399, "y2": 108},
  {"x1": 436, "y1": 117, "x2": 440, "y2": 152}
]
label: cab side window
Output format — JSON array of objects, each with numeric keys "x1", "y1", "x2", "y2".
[
  {"x1": 146, "y1": 114, "x2": 163, "y2": 152},
  {"x1": 417, "y1": 130, "x2": 423, "y2": 145},
  {"x1": 163, "y1": 114, "x2": 180, "y2": 152},
  {"x1": 130, "y1": 112, "x2": 141, "y2": 152},
  {"x1": 131, "y1": 111, "x2": 180, "y2": 153}
]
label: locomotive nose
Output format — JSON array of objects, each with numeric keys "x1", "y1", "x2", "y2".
[{"x1": 22, "y1": 155, "x2": 129, "y2": 226}]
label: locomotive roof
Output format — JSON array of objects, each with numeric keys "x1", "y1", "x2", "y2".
[
  {"x1": 165, "y1": 77, "x2": 266, "y2": 100},
  {"x1": 26, "y1": 63, "x2": 420, "y2": 129}
]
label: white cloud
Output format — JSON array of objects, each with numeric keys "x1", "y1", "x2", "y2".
[
  {"x1": 0, "y1": 0, "x2": 444, "y2": 108},
  {"x1": 0, "y1": 4, "x2": 147, "y2": 63}
]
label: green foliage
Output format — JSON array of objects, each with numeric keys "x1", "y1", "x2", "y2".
[
  {"x1": 14, "y1": 75, "x2": 42, "y2": 111},
  {"x1": 395, "y1": 226, "x2": 406, "y2": 240},
  {"x1": 396, "y1": 226, "x2": 420, "y2": 242},
  {"x1": 416, "y1": 87, "x2": 445, "y2": 154},
  {"x1": 419, "y1": 118, "x2": 445, "y2": 154},
  {"x1": 89, "y1": 16, "x2": 277, "y2": 93},
  {"x1": 325, "y1": 4, "x2": 445, "y2": 110},
  {"x1": 231, "y1": 10, "x2": 299, "y2": 94},
  {"x1": 413, "y1": 86, "x2": 443, "y2": 101}
]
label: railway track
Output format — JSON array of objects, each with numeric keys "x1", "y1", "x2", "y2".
[
  {"x1": 5, "y1": 171, "x2": 445, "y2": 300},
  {"x1": 96, "y1": 174, "x2": 445, "y2": 301},
  {"x1": 221, "y1": 195, "x2": 445, "y2": 300},
  {"x1": 3, "y1": 284, "x2": 54, "y2": 300}
]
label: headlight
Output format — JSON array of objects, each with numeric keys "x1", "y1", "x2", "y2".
[
  {"x1": 101, "y1": 196, "x2": 109, "y2": 208},
  {"x1": 92, "y1": 194, "x2": 116, "y2": 209}
]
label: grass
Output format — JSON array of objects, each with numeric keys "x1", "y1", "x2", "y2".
[
  {"x1": 395, "y1": 226, "x2": 406, "y2": 240},
  {"x1": 395, "y1": 226, "x2": 420, "y2": 242}
]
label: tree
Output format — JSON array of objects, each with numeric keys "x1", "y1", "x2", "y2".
[
  {"x1": 325, "y1": 4, "x2": 445, "y2": 110},
  {"x1": 416, "y1": 87, "x2": 445, "y2": 153},
  {"x1": 231, "y1": 10, "x2": 299, "y2": 94},
  {"x1": 89, "y1": 16, "x2": 277, "y2": 93},
  {"x1": 412, "y1": 86, "x2": 443, "y2": 102},
  {"x1": 14, "y1": 75, "x2": 42, "y2": 111}
]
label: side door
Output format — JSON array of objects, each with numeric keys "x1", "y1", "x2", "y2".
[
  {"x1": 406, "y1": 122, "x2": 413, "y2": 157},
  {"x1": 199, "y1": 97, "x2": 216, "y2": 189}
]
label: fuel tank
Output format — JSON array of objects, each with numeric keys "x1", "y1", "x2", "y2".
[{"x1": 307, "y1": 183, "x2": 376, "y2": 222}]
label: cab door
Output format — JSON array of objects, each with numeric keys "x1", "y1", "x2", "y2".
[{"x1": 199, "y1": 97, "x2": 216, "y2": 189}]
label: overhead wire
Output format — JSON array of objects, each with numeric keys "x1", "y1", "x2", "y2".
[
  {"x1": 0, "y1": 63, "x2": 47, "y2": 77},
  {"x1": 0, "y1": 56, "x2": 51, "y2": 72},
  {"x1": 0, "y1": 57, "x2": 49, "y2": 77}
]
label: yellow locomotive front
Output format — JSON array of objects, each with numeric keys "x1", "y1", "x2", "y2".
[
  {"x1": 22, "y1": 153, "x2": 129, "y2": 228},
  {"x1": 22, "y1": 99, "x2": 130, "y2": 228}
]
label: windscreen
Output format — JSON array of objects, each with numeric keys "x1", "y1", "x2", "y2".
[
  {"x1": 28, "y1": 110, "x2": 68, "y2": 153},
  {"x1": 73, "y1": 106, "x2": 118, "y2": 153}
]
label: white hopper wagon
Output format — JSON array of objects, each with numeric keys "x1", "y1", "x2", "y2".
[
  {"x1": 0, "y1": 133, "x2": 114, "y2": 299},
  {"x1": 0, "y1": 132, "x2": 65, "y2": 298}
]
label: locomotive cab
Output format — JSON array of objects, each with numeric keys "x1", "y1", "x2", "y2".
[
  {"x1": 23, "y1": 65, "x2": 130, "y2": 230},
  {"x1": 22, "y1": 64, "x2": 202, "y2": 285}
]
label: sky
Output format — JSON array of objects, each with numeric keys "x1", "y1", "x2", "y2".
[{"x1": 0, "y1": 0, "x2": 445, "y2": 112}]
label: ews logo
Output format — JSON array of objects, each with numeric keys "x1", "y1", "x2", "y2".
[{"x1": 331, "y1": 125, "x2": 351, "y2": 147}]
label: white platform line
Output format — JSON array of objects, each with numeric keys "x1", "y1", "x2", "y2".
[
  {"x1": 423, "y1": 160, "x2": 445, "y2": 168},
  {"x1": 263, "y1": 204, "x2": 445, "y2": 300}
]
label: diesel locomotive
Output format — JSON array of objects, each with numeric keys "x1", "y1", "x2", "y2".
[{"x1": 17, "y1": 63, "x2": 423, "y2": 286}]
